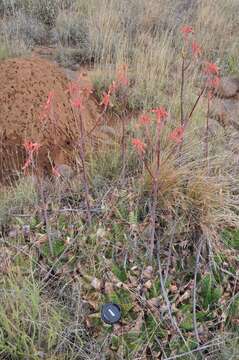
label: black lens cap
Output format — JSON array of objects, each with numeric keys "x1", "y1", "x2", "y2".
[{"x1": 101, "y1": 303, "x2": 122, "y2": 325}]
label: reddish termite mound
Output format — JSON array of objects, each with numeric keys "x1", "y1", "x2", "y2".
[{"x1": 0, "y1": 57, "x2": 113, "y2": 182}]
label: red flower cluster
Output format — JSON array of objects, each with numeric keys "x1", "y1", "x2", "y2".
[
  {"x1": 132, "y1": 138, "x2": 146, "y2": 155},
  {"x1": 204, "y1": 62, "x2": 220, "y2": 98},
  {"x1": 204, "y1": 62, "x2": 219, "y2": 76},
  {"x1": 191, "y1": 41, "x2": 202, "y2": 58},
  {"x1": 139, "y1": 114, "x2": 151, "y2": 126},
  {"x1": 100, "y1": 91, "x2": 111, "y2": 108},
  {"x1": 100, "y1": 80, "x2": 118, "y2": 109},
  {"x1": 208, "y1": 75, "x2": 220, "y2": 90},
  {"x1": 23, "y1": 141, "x2": 41, "y2": 153},
  {"x1": 99, "y1": 63, "x2": 129, "y2": 110},
  {"x1": 152, "y1": 107, "x2": 168, "y2": 124},
  {"x1": 169, "y1": 127, "x2": 184, "y2": 144},
  {"x1": 71, "y1": 97, "x2": 84, "y2": 110},
  {"x1": 181, "y1": 25, "x2": 194, "y2": 40},
  {"x1": 180, "y1": 25, "x2": 203, "y2": 60}
]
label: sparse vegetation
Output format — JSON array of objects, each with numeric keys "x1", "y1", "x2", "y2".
[{"x1": 0, "y1": 0, "x2": 239, "y2": 359}]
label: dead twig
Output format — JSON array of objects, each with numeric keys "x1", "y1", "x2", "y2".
[{"x1": 184, "y1": 86, "x2": 206, "y2": 128}]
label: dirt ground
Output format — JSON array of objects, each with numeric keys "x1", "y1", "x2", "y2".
[{"x1": 0, "y1": 56, "x2": 115, "y2": 182}]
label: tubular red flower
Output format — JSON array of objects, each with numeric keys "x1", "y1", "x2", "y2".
[
  {"x1": 41, "y1": 91, "x2": 54, "y2": 119},
  {"x1": 71, "y1": 97, "x2": 84, "y2": 109},
  {"x1": 139, "y1": 114, "x2": 151, "y2": 126},
  {"x1": 204, "y1": 62, "x2": 219, "y2": 76},
  {"x1": 152, "y1": 107, "x2": 168, "y2": 123},
  {"x1": 23, "y1": 141, "x2": 41, "y2": 153},
  {"x1": 208, "y1": 75, "x2": 220, "y2": 90},
  {"x1": 181, "y1": 25, "x2": 194, "y2": 39},
  {"x1": 45, "y1": 91, "x2": 54, "y2": 106},
  {"x1": 100, "y1": 91, "x2": 111, "y2": 108},
  {"x1": 22, "y1": 158, "x2": 32, "y2": 172},
  {"x1": 169, "y1": 127, "x2": 184, "y2": 144},
  {"x1": 132, "y1": 138, "x2": 146, "y2": 155},
  {"x1": 22, "y1": 140, "x2": 41, "y2": 173},
  {"x1": 192, "y1": 41, "x2": 202, "y2": 58}
]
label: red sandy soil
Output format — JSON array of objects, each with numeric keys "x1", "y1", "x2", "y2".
[{"x1": 0, "y1": 56, "x2": 114, "y2": 182}]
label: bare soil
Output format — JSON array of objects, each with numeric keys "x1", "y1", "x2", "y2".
[{"x1": 0, "y1": 56, "x2": 114, "y2": 182}]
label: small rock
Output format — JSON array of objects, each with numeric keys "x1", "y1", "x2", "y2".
[{"x1": 91, "y1": 277, "x2": 101, "y2": 291}]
